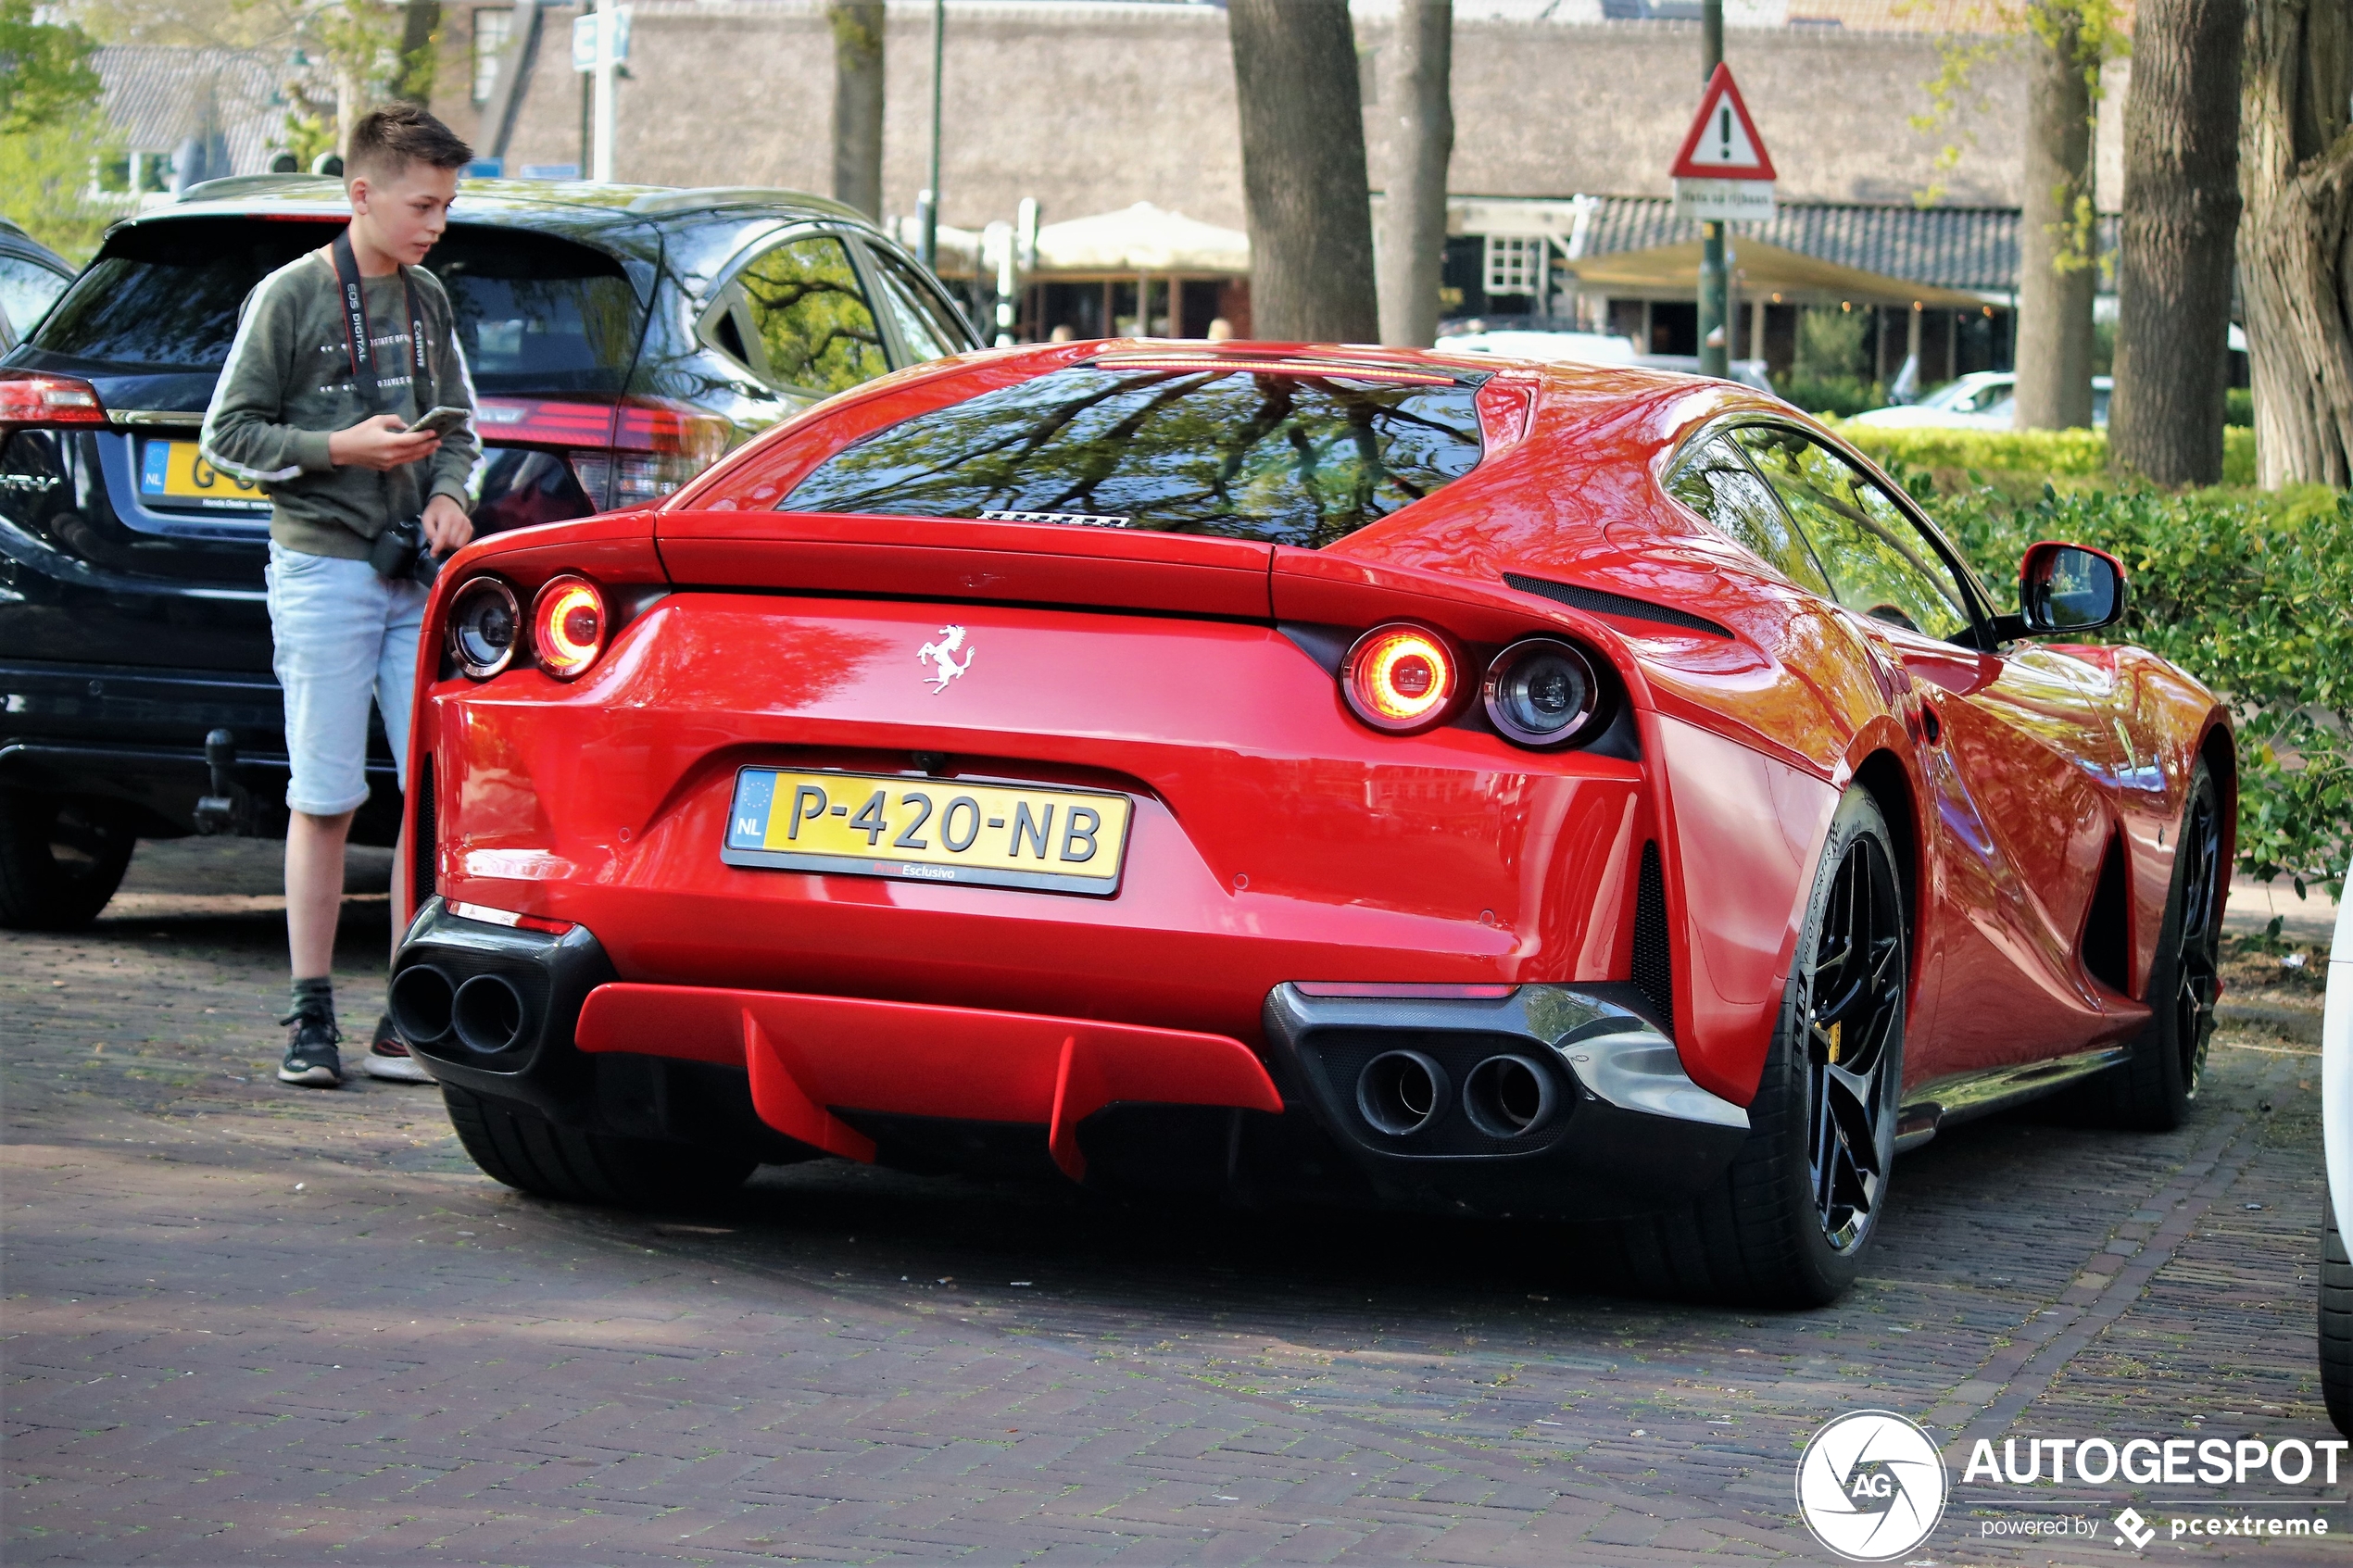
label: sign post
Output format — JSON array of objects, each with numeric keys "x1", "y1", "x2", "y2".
[
  {"x1": 1671, "y1": 54, "x2": 1776, "y2": 377},
  {"x1": 572, "y1": 5, "x2": 631, "y2": 182}
]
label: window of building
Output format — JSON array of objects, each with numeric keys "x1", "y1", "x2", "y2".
[
  {"x1": 473, "y1": 7, "x2": 513, "y2": 104},
  {"x1": 1481, "y1": 233, "x2": 1545, "y2": 297}
]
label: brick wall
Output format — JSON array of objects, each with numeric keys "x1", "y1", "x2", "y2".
[{"x1": 434, "y1": 1, "x2": 2125, "y2": 231}]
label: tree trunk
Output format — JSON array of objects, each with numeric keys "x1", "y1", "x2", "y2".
[
  {"x1": 395, "y1": 1, "x2": 441, "y2": 106},
  {"x1": 1227, "y1": 0, "x2": 1379, "y2": 344},
  {"x1": 828, "y1": 1, "x2": 886, "y2": 221},
  {"x1": 2014, "y1": 4, "x2": 2097, "y2": 430},
  {"x1": 1376, "y1": 0, "x2": 1452, "y2": 347},
  {"x1": 2237, "y1": 0, "x2": 2353, "y2": 487},
  {"x1": 2111, "y1": 0, "x2": 2245, "y2": 483}
]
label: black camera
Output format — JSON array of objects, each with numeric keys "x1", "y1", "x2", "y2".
[{"x1": 367, "y1": 517, "x2": 443, "y2": 586}]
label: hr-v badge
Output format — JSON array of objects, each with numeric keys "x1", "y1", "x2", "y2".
[
  {"x1": 918, "y1": 624, "x2": 974, "y2": 693},
  {"x1": 1795, "y1": 1410, "x2": 1948, "y2": 1561}
]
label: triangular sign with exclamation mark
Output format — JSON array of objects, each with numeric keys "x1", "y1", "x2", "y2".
[{"x1": 1669, "y1": 63, "x2": 1777, "y2": 182}]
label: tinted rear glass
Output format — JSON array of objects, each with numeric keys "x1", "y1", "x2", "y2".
[
  {"x1": 30, "y1": 218, "x2": 643, "y2": 394},
  {"x1": 779, "y1": 363, "x2": 1487, "y2": 548}
]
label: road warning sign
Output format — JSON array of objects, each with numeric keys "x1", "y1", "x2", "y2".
[{"x1": 1671, "y1": 63, "x2": 1777, "y2": 221}]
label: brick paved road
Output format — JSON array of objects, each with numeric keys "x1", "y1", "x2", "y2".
[{"x1": 4, "y1": 840, "x2": 2346, "y2": 1564}]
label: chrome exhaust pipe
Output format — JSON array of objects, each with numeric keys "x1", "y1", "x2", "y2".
[
  {"x1": 387, "y1": 964, "x2": 456, "y2": 1046},
  {"x1": 451, "y1": 972, "x2": 530, "y2": 1053},
  {"x1": 1463, "y1": 1054, "x2": 1558, "y2": 1137},
  {"x1": 1356, "y1": 1049, "x2": 1450, "y2": 1135}
]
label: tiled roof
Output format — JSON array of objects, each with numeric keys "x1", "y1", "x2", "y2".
[
  {"x1": 94, "y1": 46, "x2": 286, "y2": 180},
  {"x1": 1572, "y1": 194, "x2": 2116, "y2": 294}
]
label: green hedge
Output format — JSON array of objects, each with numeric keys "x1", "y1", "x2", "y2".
[
  {"x1": 1919, "y1": 481, "x2": 2350, "y2": 898},
  {"x1": 1831, "y1": 423, "x2": 2259, "y2": 487}
]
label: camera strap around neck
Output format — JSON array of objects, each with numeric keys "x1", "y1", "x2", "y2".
[{"x1": 331, "y1": 227, "x2": 432, "y2": 416}]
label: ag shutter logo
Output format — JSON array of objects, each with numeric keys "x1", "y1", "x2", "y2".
[{"x1": 1795, "y1": 1410, "x2": 1949, "y2": 1562}]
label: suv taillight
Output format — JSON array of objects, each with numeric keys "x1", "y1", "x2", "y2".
[
  {"x1": 475, "y1": 395, "x2": 730, "y2": 511},
  {"x1": 0, "y1": 370, "x2": 107, "y2": 427}
]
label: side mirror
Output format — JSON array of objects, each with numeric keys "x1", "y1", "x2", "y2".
[{"x1": 2015, "y1": 540, "x2": 2125, "y2": 635}]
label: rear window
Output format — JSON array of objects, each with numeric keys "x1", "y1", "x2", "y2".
[
  {"x1": 778, "y1": 361, "x2": 1487, "y2": 548},
  {"x1": 29, "y1": 217, "x2": 644, "y2": 394}
]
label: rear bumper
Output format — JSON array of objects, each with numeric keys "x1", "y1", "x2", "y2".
[
  {"x1": 0, "y1": 659, "x2": 400, "y2": 838},
  {"x1": 395, "y1": 901, "x2": 1751, "y2": 1218}
]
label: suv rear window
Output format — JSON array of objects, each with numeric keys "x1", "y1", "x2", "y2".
[
  {"x1": 778, "y1": 361, "x2": 1487, "y2": 548},
  {"x1": 29, "y1": 217, "x2": 644, "y2": 394}
]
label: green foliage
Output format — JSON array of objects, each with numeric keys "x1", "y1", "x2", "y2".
[
  {"x1": 1780, "y1": 375, "x2": 1886, "y2": 420},
  {"x1": 2226, "y1": 386, "x2": 2254, "y2": 428},
  {"x1": 0, "y1": 0, "x2": 102, "y2": 135},
  {"x1": 0, "y1": 107, "x2": 123, "y2": 263},
  {"x1": 1793, "y1": 305, "x2": 1868, "y2": 382},
  {"x1": 1927, "y1": 481, "x2": 2351, "y2": 897},
  {"x1": 1835, "y1": 423, "x2": 2259, "y2": 488}
]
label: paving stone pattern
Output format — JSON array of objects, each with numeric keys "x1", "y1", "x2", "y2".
[{"x1": 2, "y1": 841, "x2": 2346, "y2": 1564}]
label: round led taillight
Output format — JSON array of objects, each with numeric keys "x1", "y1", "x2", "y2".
[
  {"x1": 1342, "y1": 622, "x2": 1460, "y2": 734},
  {"x1": 530, "y1": 574, "x2": 607, "y2": 680},
  {"x1": 445, "y1": 576, "x2": 520, "y2": 680},
  {"x1": 1483, "y1": 638, "x2": 1603, "y2": 748}
]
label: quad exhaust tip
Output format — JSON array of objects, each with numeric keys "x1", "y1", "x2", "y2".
[
  {"x1": 387, "y1": 964, "x2": 456, "y2": 1046},
  {"x1": 1354, "y1": 1049, "x2": 1560, "y2": 1139},
  {"x1": 1463, "y1": 1053, "x2": 1557, "y2": 1137},
  {"x1": 451, "y1": 972, "x2": 530, "y2": 1053},
  {"x1": 1356, "y1": 1049, "x2": 1450, "y2": 1135}
]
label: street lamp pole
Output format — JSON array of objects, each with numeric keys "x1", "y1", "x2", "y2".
[
  {"x1": 922, "y1": 0, "x2": 944, "y2": 270},
  {"x1": 1697, "y1": 0, "x2": 1729, "y2": 378}
]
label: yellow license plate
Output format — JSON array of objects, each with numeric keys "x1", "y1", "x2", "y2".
[
  {"x1": 722, "y1": 769, "x2": 1133, "y2": 896},
  {"x1": 138, "y1": 439, "x2": 269, "y2": 509}
]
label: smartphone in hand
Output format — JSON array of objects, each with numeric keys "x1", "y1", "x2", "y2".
[{"x1": 404, "y1": 406, "x2": 471, "y2": 438}]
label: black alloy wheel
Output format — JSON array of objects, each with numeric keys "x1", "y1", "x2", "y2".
[
  {"x1": 2067, "y1": 759, "x2": 2224, "y2": 1131},
  {"x1": 2171, "y1": 777, "x2": 2223, "y2": 1101},
  {"x1": 1800, "y1": 826, "x2": 1906, "y2": 1252},
  {"x1": 1607, "y1": 786, "x2": 1906, "y2": 1306},
  {"x1": 0, "y1": 793, "x2": 137, "y2": 930}
]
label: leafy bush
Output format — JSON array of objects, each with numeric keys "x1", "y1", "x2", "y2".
[
  {"x1": 1780, "y1": 374, "x2": 1885, "y2": 420},
  {"x1": 2226, "y1": 386, "x2": 2254, "y2": 428},
  {"x1": 1834, "y1": 423, "x2": 2259, "y2": 488},
  {"x1": 1923, "y1": 481, "x2": 2351, "y2": 897}
]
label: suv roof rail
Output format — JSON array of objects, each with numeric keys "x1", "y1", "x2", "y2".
[{"x1": 625, "y1": 185, "x2": 870, "y2": 223}]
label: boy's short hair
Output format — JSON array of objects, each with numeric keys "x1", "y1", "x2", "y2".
[{"x1": 346, "y1": 104, "x2": 473, "y2": 184}]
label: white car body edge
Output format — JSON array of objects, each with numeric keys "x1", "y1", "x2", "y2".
[{"x1": 2325, "y1": 865, "x2": 2353, "y2": 1230}]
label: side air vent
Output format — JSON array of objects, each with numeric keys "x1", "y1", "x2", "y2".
[
  {"x1": 2081, "y1": 832, "x2": 2130, "y2": 994},
  {"x1": 1503, "y1": 571, "x2": 1732, "y2": 639},
  {"x1": 413, "y1": 753, "x2": 437, "y2": 909},
  {"x1": 1631, "y1": 841, "x2": 1674, "y2": 1032}
]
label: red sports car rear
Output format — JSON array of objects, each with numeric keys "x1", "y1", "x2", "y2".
[{"x1": 394, "y1": 340, "x2": 2232, "y2": 1306}]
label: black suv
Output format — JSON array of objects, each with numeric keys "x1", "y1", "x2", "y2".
[{"x1": 0, "y1": 175, "x2": 978, "y2": 927}]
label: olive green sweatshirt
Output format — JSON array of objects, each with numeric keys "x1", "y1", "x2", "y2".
[{"x1": 200, "y1": 248, "x2": 480, "y2": 560}]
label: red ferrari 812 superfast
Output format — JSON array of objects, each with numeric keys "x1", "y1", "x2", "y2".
[{"x1": 392, "y1": 341, "x2": 2232, "y2": 1305}]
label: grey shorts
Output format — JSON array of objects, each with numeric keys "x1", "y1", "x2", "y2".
[{"x1": 265, "y1": 542, "x2": 428, "y2": 817}]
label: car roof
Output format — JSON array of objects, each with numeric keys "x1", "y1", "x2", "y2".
[
  {"x1": 142, "y1": 174, "x2": 879, "y2": 235},
  {"x1": 0, "y1": 218, "x2": 73, "y2": 278}
]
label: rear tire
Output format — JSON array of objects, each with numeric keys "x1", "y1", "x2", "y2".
[
  {"x1": 442, "y1": 1084, "x2": 756, "y2": 1208},
  {"x1": 2324, "y1": 1198, "x2": 2353, "y2": 1438},
  {"x1": 0, "y1": 794, "x2": 135, "y2": 931},
  {"x1": 2065, "y1": 759, "x2": 2221, "y2": 1131},
  {"x1": 1609, "y1": 787, "x2": 1908, "y2": 1307}
]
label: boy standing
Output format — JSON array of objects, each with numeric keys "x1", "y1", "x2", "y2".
[{"x1": 202, "y1": 106, "x2": 481, "y2": 1086}]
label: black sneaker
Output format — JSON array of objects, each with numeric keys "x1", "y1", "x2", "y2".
[{"x1": 277, "y1": 1007, "x2": 344, "y2": 1087}]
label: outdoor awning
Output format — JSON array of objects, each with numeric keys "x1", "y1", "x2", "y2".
[
  {"x1": 1564, "y1": 236, "x2": 1985, "y2": 309},
  {"x1": 1034, "y1": 203, "x2": 1250, "y2": 277}
]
